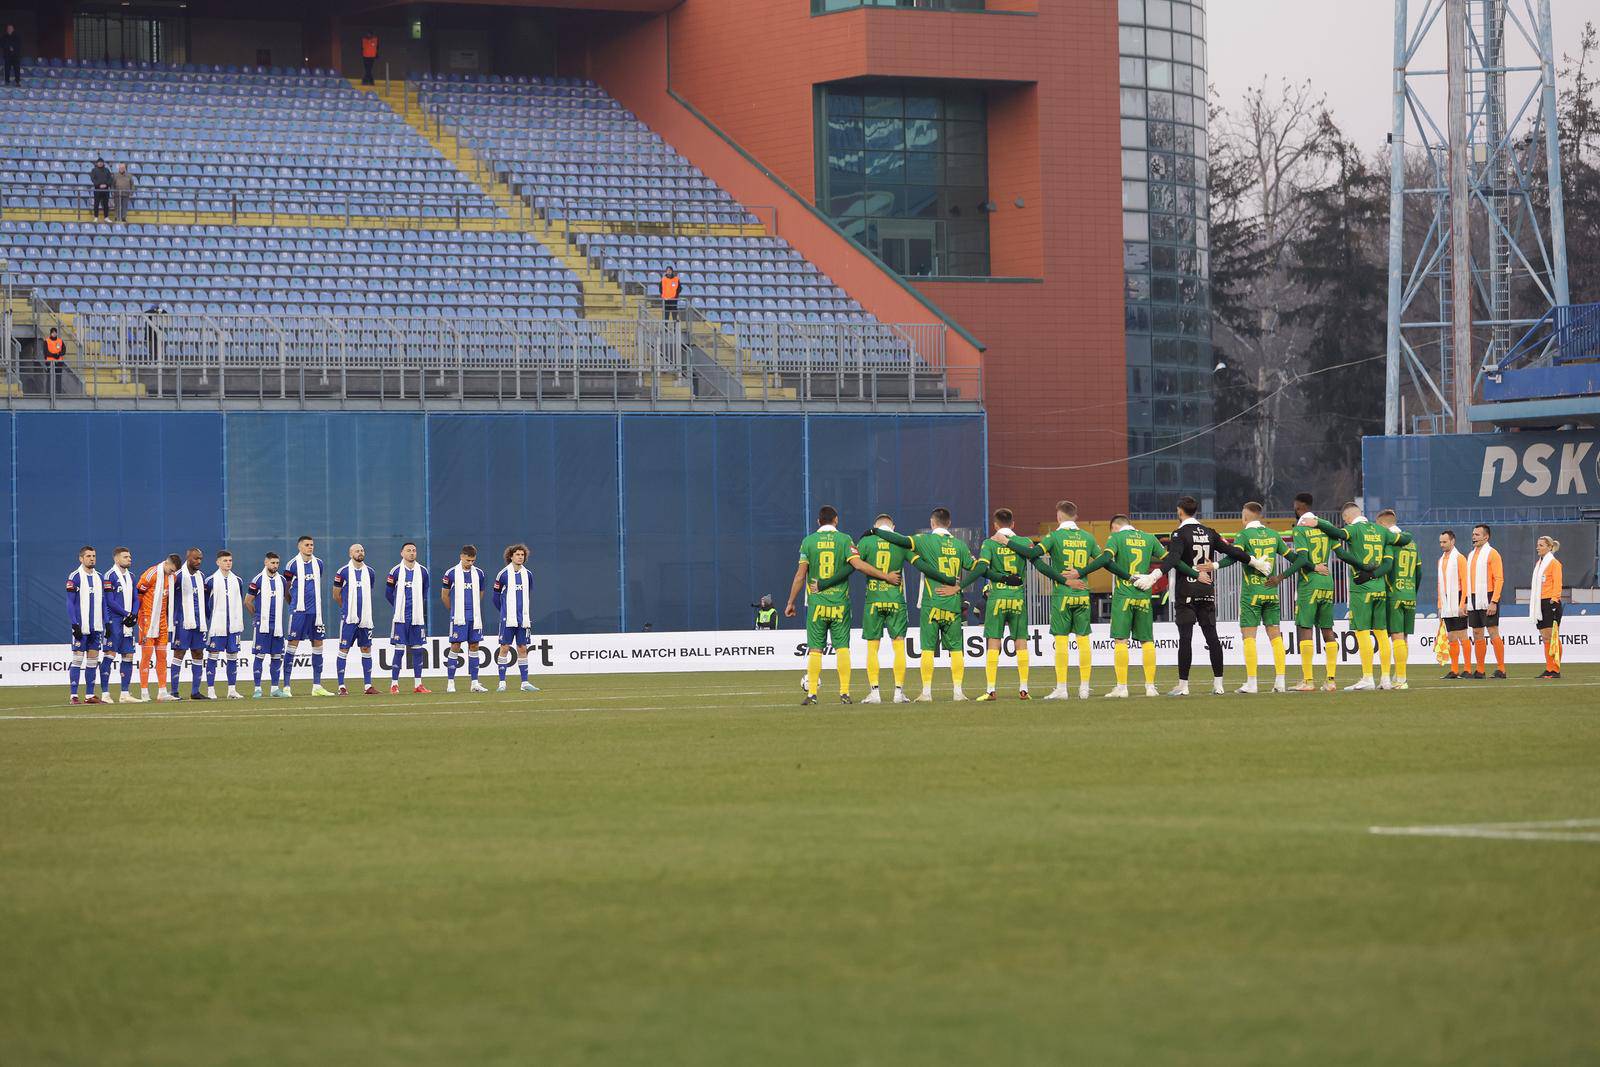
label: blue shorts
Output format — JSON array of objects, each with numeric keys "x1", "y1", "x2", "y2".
[
  {"x1": 339, "y1": 623, "x2": 373, "y2": 651},
  {"x1": 449, "y1": 624, "x2": 483, "y2": 645},
  {"x1": 71, "y1": 628, "x2": 104, "y2": 653},
  {"x1": 392, "y1": 622, "x2": 426, "y2": 648},
  {"x1": 104, "y1": 626, "x2": 136, "y2": 657},
  {"x1": 499, "y1": 626, "x2": 531, "y2": 648},
  {"x1": 206, "y1": 634, "x2": 241, "y2": 656},
  {"x1": 287, "y1": 612, "x2": 325, "y2": 643},
  {"x1": 253, "y1": 633, "x2": 285, "y2": 656},
  {"x1": 171, "y1": 627, "x2": 206, "y2": 653}
]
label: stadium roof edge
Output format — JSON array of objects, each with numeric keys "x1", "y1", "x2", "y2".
[{"x1": 1468, "y1": 396, "x2": 1600, "y2": 429}]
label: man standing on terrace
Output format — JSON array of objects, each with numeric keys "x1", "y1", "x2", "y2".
[
  {"x1": 361, "y1": 30, "x2": 379, "y2": 86},
  {"x1": 660, "y1": 267, "x2": 682, "y2": 321}
]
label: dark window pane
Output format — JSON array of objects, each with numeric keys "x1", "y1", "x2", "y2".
[
  {"x1": 906, "y1": 185, "x2": 939, "y2": 217},
  {"x1": 828, "y1": 118, "x2": 864, "y2": 150},
  {"x1": 905, "y1": 118, "x2": 940, "y2": 150},
  {"x1": 905, "y1": 95, "x2": 941, "y2": 119},
  {"x1": 865, "y1": 184, "x2": 905, "y2": 214},
  {"x1": 907, "y1": 151, "x2": 941, "y2": 184},
  {"x1": 865, "y1": 151, "x2": 905, "y2": 181},
  {"x1": 865, "y1": 94, "x2": 901, "y2": 117},
  {"x1": 946, "y1": 120, "x2": 985, "y2": 154},
  {"x1": 945, "y1": 153, "x2": 985, "y2": 186},
  {"x1": 865, "y1": 117, "x2": 904, "y2": 150},
  {"x1": 945, "y1": 91, "x2": 983, "y2": 121},
  {"x1": 828, "y1": 149, "x2": 864, "y2": 175},
  {"x1": 826, "y1": 91, "x2": 863, "y2": 116}
]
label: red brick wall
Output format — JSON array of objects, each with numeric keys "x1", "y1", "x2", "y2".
[{"x1": 584, "y1": 0, "x2": 1128, "y2": 520}]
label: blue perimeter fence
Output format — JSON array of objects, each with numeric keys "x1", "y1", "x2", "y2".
[{"x1": 1, "y1": 411, "x2": 987, "y2": 644}]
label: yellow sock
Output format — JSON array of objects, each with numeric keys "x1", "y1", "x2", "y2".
[
  {"x1": 806, "y1": 650, "x2": 823, "y2": 696},
  {"x1": 892, "y1": 639, "x2": 906, "y2": 689},
  {"x1": 920, "y1": 650, "x2": 935, "y2": 688},
  {"x1": 1114, "y1": 642, "x2": 1129, "y2": 687},
  {"x1": 1271, "y1": 633, "x2": 1286, "y2": 679},
  {"x1": 1141, "y1": 641, "x2": 1157, "y2": 685},
  {"x1": 1016, "y1": 647, "x2": 1030, "y2": 691},
  {"x1": 1300, "y1": 639, "x2": 1316, "y2": 683},
  {"x1": 1323, "y1": 641, "x2": 1338, "y2": 683},
  {"x1": 1078, "y1": 637, "x2": 1092, "y2": 687},
  {"x1": 1055, "y1": 640, "x2": 1071, "y2": 688},
  {"x1": 1392, "y1": 637, "x2": 1408, "y2": 681},
  {"x1": 865, "y1": 640, "x2": 880, "y2": 690},
  {"x1": 1357, "y1": 630, "x2": 1374, "y2": 678},
  {"x1": 1242, "y1": 634, "x2": 1258, "y2": 680},
  {"x1": 950, "y1": 651, "x2": 965, "y2": 688},
  {"x1": 836, "y1": 649, "x2": 852, "y2": 697},
  {"x1": 985, "y1": 647, "x2": 1000, "y2": 691},
  {"x1": 1375, "y1": 630, "x2": 1392, "y2": 678}
]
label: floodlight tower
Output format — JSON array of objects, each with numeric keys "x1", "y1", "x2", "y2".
[{"x1": 1384, "y1": 0, "x2": 1570, "y2": 434}]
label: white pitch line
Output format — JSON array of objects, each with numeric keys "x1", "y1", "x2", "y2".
[
  {"x1": 1369, "y1": 819, "x2": 1600, "y2": 843},
  {"x1": 0, "y1": 698, "x2": 808, "y2": 723}
]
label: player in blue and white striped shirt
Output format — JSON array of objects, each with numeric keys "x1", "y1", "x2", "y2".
[
  {"x1": 282, "y1": 535, "x2": 333, "y2": 697},
  {"x1": 386, "y1": 542, "x2": 431, "y2": 695},
  {"x1": 245, "y1": 552, "x2": 290, "y2": 699},
  {"x1": 440, "y1": 545, "x2": 488, "y2": 694},
  {"x1": 493, "y1": 543, "x2": 539, "y2": 693},
  {"x1": 66, "y1": 546, "x2": 105, "y2": 704},
  {"x1": 332, "y1": 544, "x2": 377, "y2": 696}
]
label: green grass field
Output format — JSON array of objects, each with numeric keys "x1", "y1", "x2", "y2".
[{"x1": 2, "y1": 665, "x2": 1597, "y2": 1066}]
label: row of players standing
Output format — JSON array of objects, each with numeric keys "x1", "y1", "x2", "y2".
[
  {"x1": 63, "y1": 537, "x2": 541, "y2": 704},
  {"x1": 789, "y1": 493, "x2": 1564, "y2": 706}
]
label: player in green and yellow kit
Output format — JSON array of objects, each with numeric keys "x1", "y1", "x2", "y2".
[
  {"x1": 786, "y1": 505, "x2": 901, "y2": 706},
  {"x1": 855, "y1": 513, "x2": 913, "y2": 704},
  {"x1": 998, "y1": 500, "x2": 1099, "y2": 699},
  {"x1": 1216, "y1": 501, "x2": 1288, "y2": 693},
  {"x1": 871, "y1": 507, "x2": 988, "y2": 701},
  {"x1": 1274, "y1": 492, "x2": 1340, "y2": 691},
  {"x1": 1075, "y1": 515, "x2": 1202, "y2": 698},
  {"x1": 972, "y1": 507, "x2": 1036, "y2": 701},
  {"x1": 1309, "y1": 501, "x2": 1413, "y2": 692},
  {"x1": 1376, "y1": 507, "x2": 1420, "y2": 690}
]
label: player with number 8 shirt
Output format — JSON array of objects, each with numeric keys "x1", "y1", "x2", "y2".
[{"x1": 787, "y1": 505, "x2": 902, "y2": 706}]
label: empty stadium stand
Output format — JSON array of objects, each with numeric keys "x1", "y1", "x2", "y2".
[{"x1": 0, "y1": 63, "x2": 972, "y2": 408}]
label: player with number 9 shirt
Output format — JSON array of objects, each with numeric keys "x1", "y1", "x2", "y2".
[
  {"x1": 870, "y1": 508, "x2": 982, "y2": 702},
  {"x1": 854, "y1": 514, "x2": 913, "y2": 704},
  {"x1": 787, "y1": 505, "x2": 901, "y2": 706}
]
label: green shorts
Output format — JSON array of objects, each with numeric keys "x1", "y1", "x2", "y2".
[
  {"x1": 919, "y1": 604, "x2": 964, "y2": 653},
  {"x1": 1240, "y1": 591, "x2": 1281, "y2": 629},
  {"x1": 1388, "y1": 598, "x2": 1416, "y2": 635},
  {"x1": 1110, "y1": 593, "x2": 1154, "y2": 643},
  {"x1": 1349, "y1": 587, "x2": 1387, "y2": 631},
  {"x1": 1051, "y1": 594, "x2": 1092, "y2": 638},
  {"x1": 806, "y1": 602, "x2": 851, "y2": 651},
  {"x1": 984, "y1": 595, "x2": 1028, "y2": 641},
  {"x1": 861, "y1": 600, "x2": 908, "y2": 641},
  {"x1": 1295, "y1": 586, "x2": 1335, "y2": 630}
]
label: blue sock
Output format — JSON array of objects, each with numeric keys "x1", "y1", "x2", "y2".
[
  {"x1": 169, "y1": 658, "x2": 181, "y2": 695},
  {"x1": 362, "y1": 654, "x2": 373, "y2": 686},
  {"x1": 205, "y1": 655, "x2": 218, "y2": 688},
  {"x1": 85, "y1": 660, "x2": 97, "y2": 696},
  {"x1": 468, "y1": 653, "x2": 479, "y2": 681},
  {"x1": 253, "y1": 657, "x2": 265, "y2": 687},
  {"x1": 282, "y1": 646, "x2": 296, "y2": 686},
  {"x1": 120, "y1": 657, "x2": 133, "y2": 693},
  {"x1": 311, "y1": 651, "x2": 323, "y2": 685},
  {"x1": 498, "y1": 659, "x2": 508, "y2": 681},
  {"x1": 447, "y1": 650, "x2": 460, "y2": 681},
  {"x1": 100, "y1": 656, "x2": 113, "y2": 690},
  {"x1": 190, "y1": 658, "x2": 202, "y2": 695},
  {"x1": 412, "y1": 648, "x2": 423, "y2": 680},
  {"x1": 519, "y1": 663, "x2": 529, "y2": 683},
  {"x1": 390, "y1": 649, "x2": 403, "y2": 681},
  {"x1": 336, "y1": 652, "x2": 347, "y2": 686},
  {"x1": 70, "y1": 660, "x2": 81, "y2": 697},
  {"x1": 226, "y1": 656, "x2": 238, "y2": 687},
  {"x1": 270, "y1": 656, "x2": 282, "y2": 687}
]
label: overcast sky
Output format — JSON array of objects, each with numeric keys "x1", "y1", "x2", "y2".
[{"x1": 1206, "y1": 0, "x2": 1596, "y2": 151}]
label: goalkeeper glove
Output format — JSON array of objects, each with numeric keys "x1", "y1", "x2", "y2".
[
  {"x1": 1132, "y1": 573, "x2": 1158, "y2": 592},
  {"x1": 123, "y1": 617, "x2": 136, "y2": 632},
  {"x1": 1249, "y1": 555, "x2": 1273, "y2": 576},
  {"x1": 1354, "y1": 569, "x2": 1375, "y2": 584},
  {"x1": 992, "y1": 574, "x2": 1025, "y2": 587},
  {"x1": 1297, "y1": 512, "x2": 1319, "y2": 527},
  {"x1": 71, "y1": 624, "x2": 83, "y2": 640}
]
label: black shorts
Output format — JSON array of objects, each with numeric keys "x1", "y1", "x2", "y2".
[
  {"x1": 1175, "y1": 600, "x2": 1215, "y2": 628},
  {"x1": 1466, "y1": 608, "x2": 1498, "y2": 629},
  {"x1": 1443, "y1": 615, "x2": 1469, "y2": 633},
  {"x1": 1536, "y1": 599, "x2": 1563, "y2": 630}
]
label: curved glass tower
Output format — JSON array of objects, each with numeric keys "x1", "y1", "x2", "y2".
[{"x1": 1117, "y1": 0, "x2": 1213, "y2": 514}]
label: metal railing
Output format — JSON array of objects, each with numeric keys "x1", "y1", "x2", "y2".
[
  {"x1": 2, "y1": 309, "x2": 977, "y2": 411},
  {"x1": 0, "y1": 180, "x2": 524, "y2": 229},
  {"x1": 1496, "y1": 302, "x2": 1600, "y2": 371},
  {"x1": 520, "y1": 192, "x2": 767, "y2": 239}
]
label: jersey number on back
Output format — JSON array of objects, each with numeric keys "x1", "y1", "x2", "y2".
[{"x1": 818, "y1": 550, "x2": 835, "y2": 580}]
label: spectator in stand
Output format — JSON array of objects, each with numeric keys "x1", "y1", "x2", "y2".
[
  {"x1": 42, "y1": 327, "x2": 65, "y2": 393},
  {"x1": 2, "y1": 24, "x2": 21, "y2": 86},
  {"x1": 659, "y1": 266, "x2": 682, "y2": 321},
  {"x1": 113, "y1": 163, "x2": 135, "y2": 224},
  {"x1": 89, "y1": 157, "x2": 113, "y2": 222},
  {"x1": 361, "y1": 31, "x2": 379, "y2": 86}
]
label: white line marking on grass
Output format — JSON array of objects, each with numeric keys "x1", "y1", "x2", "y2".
[
  {"x1": 0, "y1": 699, "x2": 808, "y2": 723},
  {"x1": 1369, "y1": 818, "x2": 1600, "y2": 843}
]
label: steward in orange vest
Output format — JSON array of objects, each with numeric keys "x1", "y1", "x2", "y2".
[{"x1": 659, "y1": 268, "x2": 681, "y2": 320}]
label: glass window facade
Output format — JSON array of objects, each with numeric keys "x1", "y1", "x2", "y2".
[
  {"x1": 817, "y1": 83, "x2": 990, "y2": 277},
  {"x1": 1120, "y1": 0, "x2": 1212, "y2": 513}
]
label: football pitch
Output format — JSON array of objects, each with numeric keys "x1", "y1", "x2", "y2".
[{"x1": 2, "y1": 667, "x2": 1597, "y2": 1066}]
